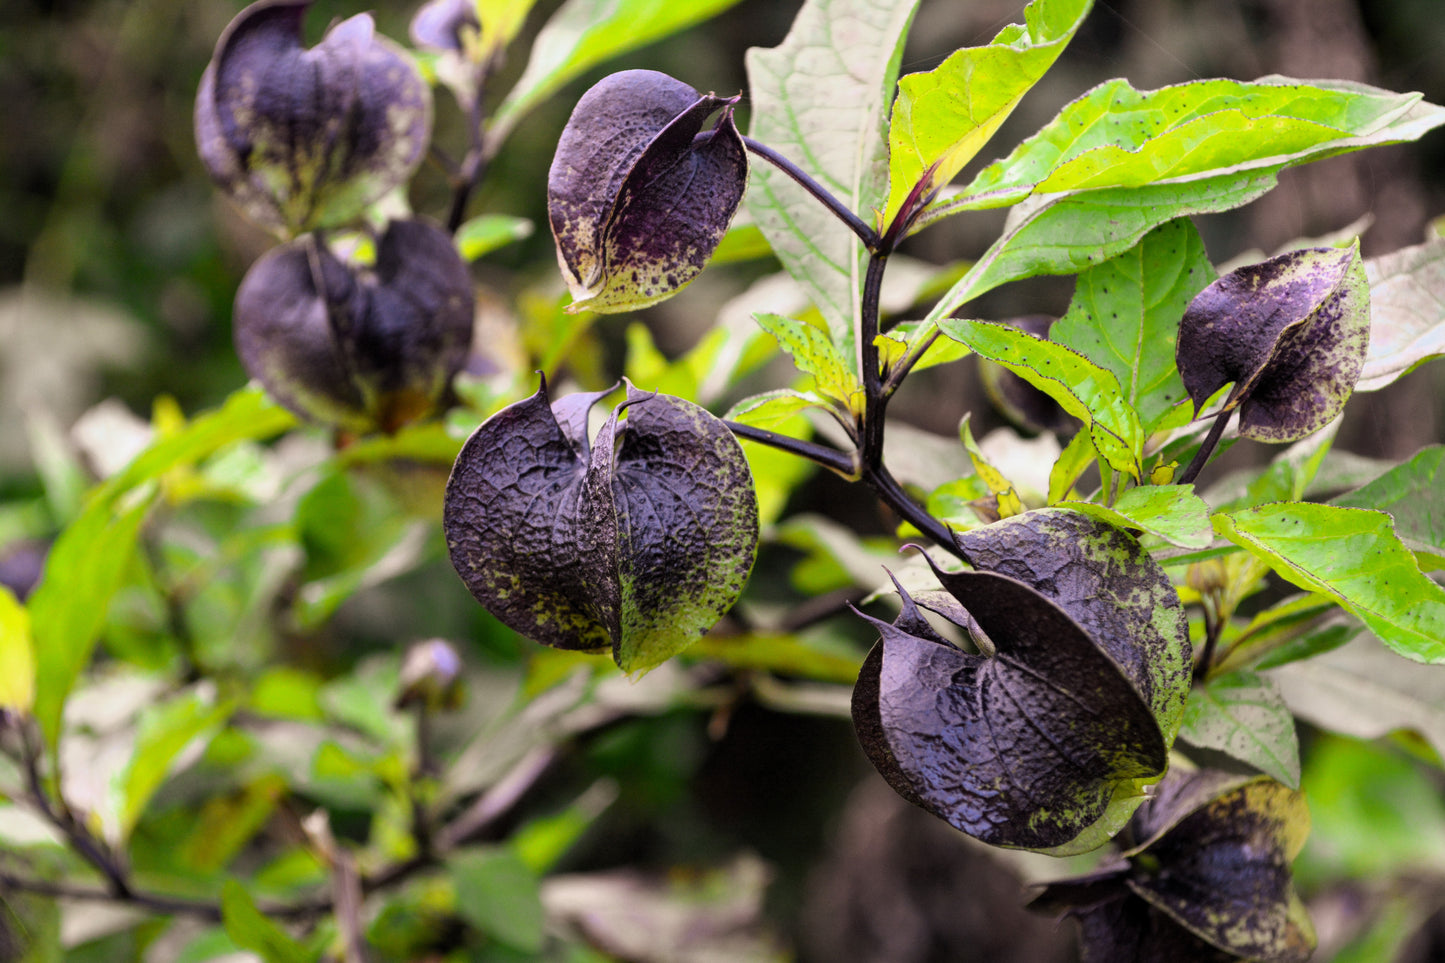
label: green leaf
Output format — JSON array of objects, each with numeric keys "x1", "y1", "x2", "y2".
[
  {"x1": 1048, "y1": 427, "x2": 1095, "y2": 503},
  {"x1": 1179, "y1": 670, "x2": 1300, "y2": 789},
  {"x1": 745, "y1": 0, "x2": 921, "y2": 359},
  {"x1": 221, "y1": 879, "x2": 312, "y2": 963},
  {"x1": 1214, "y1": 503, "x2": 1445, "y2": 663},
  {"x1": 725, "y1": 388, "x2": 834, "y2": 428},
  {"x1": 1052, "y1": 218, "x2": 1213, "y2": 433},
  {"x1": 0, "y1": 586, "x2": 34, "y2": 713},
  {"x1": 922, "y1": 78, "x2": 1445, "y2": 319},
  {"x1": 883, "y1": 0, "x2": 1090, "y2": 229},
  {"x1": 1269, "y1": 633, "x2": 1445, "y2": 764},
  {"x1": 28, "y1": 387, "x2": 295, "y2": 751},
  {"x1": 477, "y1": 0, "x2": 542, "y2": 57},
  {"x1": 449, "y1": 847, "x2": 545, "y2": 952},
  {"x1": 489, "y1": 0, "x2": 744, "y2": 144},
  {"x1": 455, "y1": 214, "x2": 533, "y2": 261},
  {"x1": 938, "y1": 318, "x2": 1144, "y2": 477},
  {"x1": 1333, "y1": 445, "x2": 1445, "y2": 563},
  {"x1": 753, "y1": 313, "x2": 861, "y2": 411},
  {"x1": 1358, "y1": 236, "x2": 1445, "y2": 390},
  {"x1": 116, "y1": 689, "x2": 234, "y2": 840},
  {"x1": 1061, "y1": 484, "x2": 1212, "y2": 549}
]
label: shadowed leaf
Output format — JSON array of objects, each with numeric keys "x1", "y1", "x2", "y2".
[
  {"x1": 1333, "y1": 445, "x2": 1445, "y2": 563},
  {"x1": 1358, "y1": 236, "x2": 1445, "y2": 391},
  {"x1": 445, "y1": 380, "x2": 758, "y2": 674},
  {"x1": 548, "y1": 70, "x2": 746, "y2": 313},
  {"x1": 1176, "y1": 244, "x2": 1370, "y2": 442},
  {"x1": 195, "y1": 0, "x2": 431, "y2": 235},
  {"x1": 1178, "y1": 670, "x2": 1300, "y2": 789}
]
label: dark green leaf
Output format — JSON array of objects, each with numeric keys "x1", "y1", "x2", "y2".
[
  {"x1": 1177, "y1": 244, "x2": 1370, "y2": 442},
  {"x1": 221, "y1": 879, "x2": 312, "y2": 963},
  {"x1": 449, "y1": 848, "x2": 545, "y2": 952},
  {"x1": 445, "y1": 379, "x2": 758, "y2": 673},
  {"x1": 548, "y1": 70, "x2": 746, "y2": 313},
  {"x1": 1053, "y1": 218, "x2": 1213, "y2": 433},
  {"x1": 195, "y1": 0, "x2": 431, "y2": 234},
  {"x1": 1178, "y1": 670, "x2": 1300, "y2": 789}
]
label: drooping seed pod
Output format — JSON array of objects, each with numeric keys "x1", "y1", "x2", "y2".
[
  {"x1": 548, "y1": 70, "x2": 748, "y2": 314},
  {"x1": 233, "y1": 218, "x2": 474, "y2": 434},
  {"x1": 195, "y1": 0, "x2": 432, "y2": 236}
]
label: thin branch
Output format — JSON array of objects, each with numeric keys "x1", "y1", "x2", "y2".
[
  {"x1": 864, "y1": 463, "x2": 968, "y2": 564},
  {"x1": 1178, "y1": 406, "x2": 1234, "y2": 486},
  {"x1": 741, "y1": 136, "x2": 880, "y2": 250},
  {"x1": 724, "y1": 420, "x2": 859, "y2": 478}
]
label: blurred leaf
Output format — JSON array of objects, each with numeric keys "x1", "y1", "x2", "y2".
[
  {"x1": 248, "y1": 667, "x2": 325, "y2": 722},
  {"x1": 1052, "y1": 218, "x2": 1213, "y2": 433},
  {"x1": 456, "y1": 214, "x2": 534, "y2": 261},
  {"x1": 181, "y1": 774, "x2": 287, "y2": 874},
  {"x1": 745, "y1": 0, "x2": 920, "y2": 358},
  {"x1": 1215, "y1": 503, "x2": 1445, "y2": 662},
  {"x1": 709, "y1": 223, "x2": 775, "y2": 265},
  {"x1": 116, "y1": 688, "x2": 234, "y2": 840},
  {"x1": 0, "y1": 585, "x2": 35, "y2": 713},
  {"x1": 221, "y1": 879, "x2": 313, "y2": 963},
  {"x1": 1295, "y1": 734, "x2": 1445, "y2": 882},
  {"x1": 1178, "y1": 670, "x2": 1300, "y2": 788},
  {"x1": 883, "y1": 0, "x2": 1089, "y2": 228},
  {"x1": 1357, "y1": 235, "x2": 1445, "y2": 390},
  {"x1": 450, "y1": 847, "x2": 545, "y2": 952},
  {"x1": 490, "y1": 0, "x2": 744, "y2": 142},
  {"x1": 939, "y1": 318, "x2": 1144, "y2": 477},
  {"x1": 1269, "y1": 632, "x2": 1445, "y2": 762},
  {"x1": 478, "y1": 0, "x2": 543, "y2": 56}
]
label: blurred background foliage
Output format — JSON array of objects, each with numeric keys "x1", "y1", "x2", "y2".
[{"x1": 3, "y1": 0, "x2": 1445, "y2": 960}]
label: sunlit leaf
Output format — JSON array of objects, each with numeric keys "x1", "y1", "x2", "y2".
[
  {"x1": 455, "y1": 214, "x2": 533, "y2": 261},
  {"x1": 746, "y1": 0, "x2": 920, "y2": 360},
  {"x1": 939, "y1": 318, "x2": 1144, "y2": 477},
  {"x1": 883, "y1": 0, "x2": 1090, "y2": 230},
  {"x1": 117, "y1": 689, "x2": 234, "y2": 840},
  {"x1": 753, "y1": 313, "x2": 861, "y2": 411},
  {"x1": 1214, "y1": 503, "x2": 1445, "y2": 663},
  {"x1": 1179, "y1": 670, "x2": 1300, "y2": 789},
  {"x1": 0, "y1": 586, "x2": 34, "y2": 714},
  {"x1": 1061, "y1": 484, "x2": 1212, "y2": 549},
  {"x1": 921, "y1": 78, "x2": 1445, "y2": 320}
]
